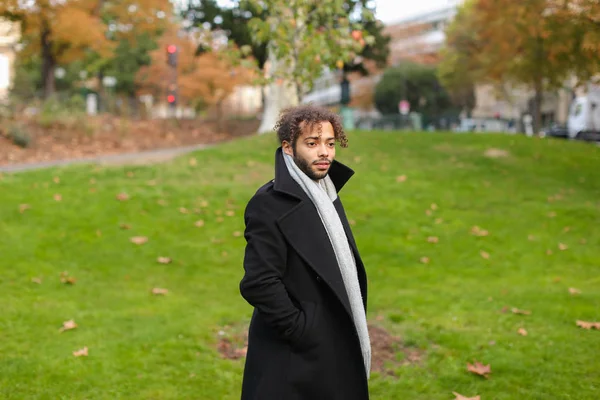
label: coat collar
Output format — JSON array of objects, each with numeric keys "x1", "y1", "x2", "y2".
[{"x1": 272, "y1": 147, "x2": 355, "y2": 200}]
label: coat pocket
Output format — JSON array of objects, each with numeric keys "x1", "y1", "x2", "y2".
[{"x1": 293, "y1": 301, "x2": 320, "y2": 351}]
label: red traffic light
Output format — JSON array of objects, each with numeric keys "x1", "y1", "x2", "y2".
[
  {"x1": 167, "y1": 94, "x2": 176, "y2": 103},
  {"x1": 167, "y1": 44, "x2": 177, "y2": 54}
]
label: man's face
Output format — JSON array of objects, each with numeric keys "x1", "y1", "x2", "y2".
[{"x1": 283, "y1": 121, "x2": 336, "y2": 181}]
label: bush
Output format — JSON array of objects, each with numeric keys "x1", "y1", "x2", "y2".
[{"x1": 7, "y1": 125, "x2": 32, "y2": 148}]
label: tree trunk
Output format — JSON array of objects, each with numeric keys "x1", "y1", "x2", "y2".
[
  {"x1": 41, "y1": 21, "x2": 55, "y2": 99},
  {"x1": 533, "y1": 77, "x2": 543, "y2": 135},
  {"x1": 257, "y1": 47, "x2": 299, "y2": 134}
]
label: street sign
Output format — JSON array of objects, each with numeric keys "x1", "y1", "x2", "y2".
[{"x1": 399, "y1": 100, "x2": 410, "y2": 115}]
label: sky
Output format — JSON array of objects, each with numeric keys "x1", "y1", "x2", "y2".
[{"x1": 375, "y1": 0, "x2": 461, "y2": 24}]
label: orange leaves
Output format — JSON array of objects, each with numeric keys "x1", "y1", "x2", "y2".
[
  {"x1": 54, "y1": 194, "x2": 63, "y2": 202},
  {"x1": 151, "y1": 288, "x2": 169, "y2": 295},
  {"x1": 576, "y1": 320, "x2": 600, "y2": 330},
  {"x1": 59, "y1": 320, "x2": 78, "y2": 333},
  {"x1": 453, "y1": 393, "x2": 480, "y2": 400},
  {"x1": 195, "y1": 220, "x2": 205, "y2": 227},
  {"x1": 73, "y1": 347, "x2": 88, "y2": 357},
  {"x1": 467, "y1": 361, "x2": 491, "y2": 378},
  {"x1": 517, "y1": 328, "x2": 528, "y2": 336},
  {"x1": 116, "y1": 193, "x2": 129, "y2": 201},
  {"x1": 396, "y1": 175, "x2": 407, "y2": 183},
  {"x1": 157, "y1": 257, "x2": 171, "y2": 264},
  {"x1": 568, "y1": 287, "x2": 581, "y2": 295},
  {"x1": 60, "y1": 271, "x2": 76, "y2": 285},
  {"x1": 511, "y1": 308, "x2": 531, "y2": 315}
]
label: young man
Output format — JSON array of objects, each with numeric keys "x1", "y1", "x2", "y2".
[{"x1": 240, "y1": 105, "x2": 371, "y2": 400}]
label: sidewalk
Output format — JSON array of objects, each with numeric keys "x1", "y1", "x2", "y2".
[{"x1": 0, "y1": 143, "x2": 214, "y2": 173}]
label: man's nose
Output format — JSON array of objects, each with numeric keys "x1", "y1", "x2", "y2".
[{"x1": 318, "y1": 144, "x2": 329, "y2": 157}]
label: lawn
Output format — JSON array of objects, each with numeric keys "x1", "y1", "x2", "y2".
[{"x1": 0, "y1": 131, "x2": 599, "y2": 399}]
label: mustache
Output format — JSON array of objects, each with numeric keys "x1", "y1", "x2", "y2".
[{"x1": 312, "y1": 159, "x2": 331, "y2": 164}]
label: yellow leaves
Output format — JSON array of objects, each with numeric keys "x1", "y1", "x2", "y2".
[
  {"x1": 31, "y1": 277, "x2": 42, "y2": 284},
  {"x1": 471, "y1": 226, "x2": 489, "y2": 237},
  {"x1": 396, "y1": 175, "x2": 407, "y2": 183},
  {"x1": 73, "y1": 347, "x2": 88, "y2": 357},
  {"x1": 152, "y1": 288, "x2": 169, "y2": 295},
  {"x1": 558, "y1": 243, "x2": 568, "y2": 251},
  {"x1": 157, "y1": 257, "x2": 171, "y2": 264},
  {"x1": 517, "y1": 328, "x2": 528, "y2": 336},
  {"x1": 427, "y1": 236, "x2": 439, "y2": 244},
  {"x1": 195, "y1": 220, "x2": 205, "y2": 227},
  {"x1": 568, "y1": 287, "x2": 581, "y2": 295},
  {"x1": 511, "y1": 308, "x2": 531, "y2": 315},
  {"x1": 467, "y1": 361, "x2": 491, "y2": 378},
  {"x1": 60, "y1": 271, "x2": 76, "y2": 285},
  {"x1": 480, "y1": 251, "x2": 490, "y2": 259},
  {"x1": 420, "y1": 257, "x2": 430, "y2": 264},
  {"x1": 54, "y1": 194, "x2": 62, "y2": 202},
  {"x1": 130, "y1": 236, "x2": 148, "y2": 245},
  {"x1": 59, "y1": 320, "x2": 78, "y2": 333}
]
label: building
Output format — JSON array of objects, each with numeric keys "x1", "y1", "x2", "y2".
[{"x1": 0, "y1": 19, "x2": 20, "y2": 102}]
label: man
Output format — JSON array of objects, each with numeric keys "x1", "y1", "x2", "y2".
[{"x1": 240, "y1": 105, "x2": 371, "y2": 400}]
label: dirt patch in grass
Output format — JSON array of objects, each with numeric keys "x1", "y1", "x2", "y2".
[{"x1": 216, "y1": 321, "x2": 425, "y2": 376}]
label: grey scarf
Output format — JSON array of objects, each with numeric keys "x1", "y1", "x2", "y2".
[{"x1": 283, "y1": 152, "x2": 371, "y2": 379}]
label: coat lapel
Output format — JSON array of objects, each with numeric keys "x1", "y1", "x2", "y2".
[{"x1": 272, "y1": 147, "x2": 360, "y2": 320}]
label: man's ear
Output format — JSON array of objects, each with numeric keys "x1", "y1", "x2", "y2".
[{"x1": 282, "y1": 141, "x2": 293, "y2": 156}]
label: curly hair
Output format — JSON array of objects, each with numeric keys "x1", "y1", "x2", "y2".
[{"x1": 274, "y1": 104, "x2": 348, "y2": 150}]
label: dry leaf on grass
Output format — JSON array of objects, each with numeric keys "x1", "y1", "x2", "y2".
[
  {"x1": 31, "y1": 277, "x2": 42, "y2": 284},
  {"x1": 233, "y1": 231, "x2": 242, "y2": 237},
  {"x1": 53, "y1": 176, "x2": 60, "y2": 184},
  {"x1": 225, "y1": 210, "x2": 235, "y2": 217},
  {"x1": 430, "y1": 203, "x2": 438, "y2": 210},
  {"x1": 558, "y1": 243, "x2": 568, "y2": 251},
  {"x1": 60, "y1": 272, "x2": 76, "y2": 284},
  {"x1": 54, "y1": 194, "x2": 62, "y2": 202},
  {"x1": 130, "y1": 236, "x2": 148, "y2": 245},
  {"x1": 425, "y1": 209, "x2": 432, "y2": 216},
  {"x1": 195, "y1": 220, "x2": 205, "y2": 227},
  {"x1": 127, "y1": 171, "x2": 134, "y2": 178},
  {"x1": 216, "y1": 217, "x2": 224, "y2": 223},
  {"x1": 480, "y1": 251, "x2": 490, "y2": 259},
  {"x1": 528, "y1": 234, "x2": 536, "y2": 241},
  {"x1": 435, "y1": 218, "x2": 443, "y2": 224},
  {"x1": 151, "y1": 288, "x2": 169, "y2": 295},
  {"x1": 453, "y1": 392, "x2": 481, "y2": 400},
  {"x1": 180, "y1": 207, "x2": 189, "y2": 214},
  {"x1": 120, "y1": 223, "x2": 131, "y2": 230},
  {"x1": 73, "y1": 346, "x2": 88, "y2": 357},
  {"x1": 467, "y1": 361, "x2": 491, "y2": 378},
  {"x1": 19, "y1": 204, "x2": 30, "y2": 213},
  {"x1": 157, "y1": 199, "x2": 168, "y2": 206},
  {"x1": 512, "y1": 308, "x2": 531, "y2": 315},
  {"x1": 146, "y1": 180, "x2": 157, "y2": 186},
  {"x1": 60, "y1": 320, "x2": 78, "y2": 332},
  {"x1": 189, "y1": 157, "x2": 197, "y2": 166},
  {"x1": 576, "y1": 320, "x2": 600, "y2": 330},
  {"x1": 396, "y1": 175, "x2": 407, "y2": 182},
  {"x1": 427, "y1": 236, "x2": 439, "y2": 243},
  {"x1": 116, "y1": 193, "x2": 129, "y2": 201},
  {"x1": 157, "y1": 257, "x2": 171, "y2": 264},
  {"x1": 420, "y1": 257, "x2": 430, "y2": 264},
  {"x1": 471, "y1": 226, "x2": 489, "y2": 236},
  {"x1": 569, "y1": 287, "x2": 581, "y2": 295},
  {"x1": 518, "y1": 328, "x2": 528, "y2": 336}
]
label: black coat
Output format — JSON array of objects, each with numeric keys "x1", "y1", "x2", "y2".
[{"x1": 240, "y1": 147, "x2": 369, "y2": 400}]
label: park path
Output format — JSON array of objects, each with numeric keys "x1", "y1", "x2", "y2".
[{"x1": 0, "y1": 143, "x2": 214, "y2": 173}]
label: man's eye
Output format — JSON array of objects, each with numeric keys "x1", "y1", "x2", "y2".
[
  {"x1": 328, "y1": 142, "x2": 335, "y2": 147},
  {"x1": 307, "y1": 142, "x2": 316, "y2": 146}
]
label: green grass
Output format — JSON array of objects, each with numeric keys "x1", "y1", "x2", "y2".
[{"x1": 1, "y1": 131, "x2": 599, "y2": 399}]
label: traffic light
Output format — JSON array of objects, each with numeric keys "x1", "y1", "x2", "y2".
[
  {"x1": 167, "y1": 44, "x2": 178, "y2": 67},
  {"x1": 167, "y1": 84, "x2": 177, "y2": 107}
]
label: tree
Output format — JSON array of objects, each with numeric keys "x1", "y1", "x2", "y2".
[
  {"x1": 0, "y1": 0, "x2": 172, "y2": 99},
  {"x1": 135, "y1": 26, "x2": 250, "y2": 128},
  {"x1": 185, "y1": 0, "x2": 389, "y2": 133},
  {"x1": 374, "y1": 63, "x2": 453, "y2": 124},
  {"x1": 440, "y1": 0, "x2": 597, "y2": 132}
]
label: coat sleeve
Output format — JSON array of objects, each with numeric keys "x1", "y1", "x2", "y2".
[{"x1": 239, "y1": 193, "x2": 306, "y2": 344}]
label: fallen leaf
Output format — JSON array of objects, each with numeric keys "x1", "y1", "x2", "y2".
[
  {"x1": 427, "y1": 236, "x2": 439, "y2": 243},
  {"x1": 151, "y1": 288, "x2": 168, "y2": 295},
  {"x1": 480, "y1": 251, "x2": 490, "y2": 259},
  {"x1": 548, "y1": 211, "x2": 556, "y2": 218},
  {"x1": 420, "y1": 257, "x2": 430, "y2": 264},
  {"x1": 189, "y1": 158, "x2": 198, "y2": 166},
  {"x1": 396, "y1": 175, "x2": 407, "y2": 182},
  {"x1": 576, "y1": 320, "x2": 600, "y2": 330},
  {"x1": 60, "y1": 319, "x2": 78, "y2": 332},
  {"x1": 120, "y1": 223, "x2": 131, "y2": 230},
  {"x1": 146, "y1": 180, "x2": 157, "y2": 186},
  {"x1": 53, "y1": 176, "x2": 60, "y2": 184},
  {"x1": 233, "y1": 231, "x2": 242, "y2": 237},
  {"x1": 96, "y1": 230, "x2": 102, "y2": 237},
  {"x1": 199, "y1": 200, "x2": 209, "y2": 208},
  {"x1": 546, "y1": 249, "x2": 553, "y2": 255},
  {"x1": 563, "y1": 226, "x2": 570, "y2": 232},
  {"x1": 569, "y1": 287, "x2": 581, "y2": 295},
  {"x1": 195, "y1": 220, "x2": 205, "y2": 227},
  {"x1": 221, "y1": 251, "x2": 228, "y2": 257},
  {"x1": 19, "y1": 204, "x2": 30, "y2": 213},
  {"x1": 89, "y1": 178, "x2": 96, "y2": 184},
  {"x1": 215, "y1": 210, "x2": 223, "y2": 215},
  {"x1": 73, "y1": 346, "x2": 88, "y2": 357},
  {"x1": 60, "y1": 272, "x2": 76, "y2": 284},
  {"x1": 54, "y1": 194, "x2": 62, "y2": 202},
  {"x1": 130, "y1": 236, "x2": 148, "y2": 245},
  {"x1": 517, "y1": 328, "x2": 528, "y2": 336},
  {"x1": 225, "y1": 210, "x2": 235, "y2": 217},
  {"x1": 89, "y1": 188, "x2": 97, "y2": 193},
  {"x1": 453, "y1": 392, "x2": 481, "y2": 400},
  {"x1": 180, "y1": 207, "x2": 189, "y2": 214},
  {"x1": 435, "y1": 218, "x2": 443, "y2": 224},
  {"x1": 467, "y1": 361, "x2": 491, "y2": 378},
  {"x1": 31, "y1": 277, "x2": 42, "y2": 284},
  {"x1": 511, "y1": 308, "x2": 531, "y2": 315},
  {"x1": 528, "y1": 234, "x2": 536, "y2": 241},
  {"x1": 425, "y1": 210, "x2": 432, "y2": 216},
  {"x1": 349, "y1": 219, "x2": 357, "y2": 226},
  {"x1": 471, "y1": 226, "x2": 489, "y2": 237},
  {"x1": 127, "y1": 171, "x2": 134, "y2": 178},
  {"x1": 558, "y1": 243, "x2": 568, "y2": 251},
  {"x1": 216, "y1": 217, "x2": 224, "y2": 223},
  {"x1": 580, "y1": 238, "x2": 587, "y2": 244},
  {"x1": 157, "y1": 257, "x2": 171, "y2": 264},
  {"x1": 430, "y1": 203, "x2": 438, "y2": 210},
  {"x1": 157, "y1": 199, "x2": 167, "y2": 206},
  {"x1": 116, "y1": 193, "x2": 129, "y2": 201}
]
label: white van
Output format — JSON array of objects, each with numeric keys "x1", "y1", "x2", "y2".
[{"x1": 567, "y1": 86, "x2": 600, "y2": 140}]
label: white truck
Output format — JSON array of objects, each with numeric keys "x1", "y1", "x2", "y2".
[{"x1": 567, "y1": 83, "x2": 600, "y2": 141}]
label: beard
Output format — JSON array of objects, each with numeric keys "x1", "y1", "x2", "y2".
[{"x1": 293, "y1": 154, "x2": 330, "y2": 181}]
